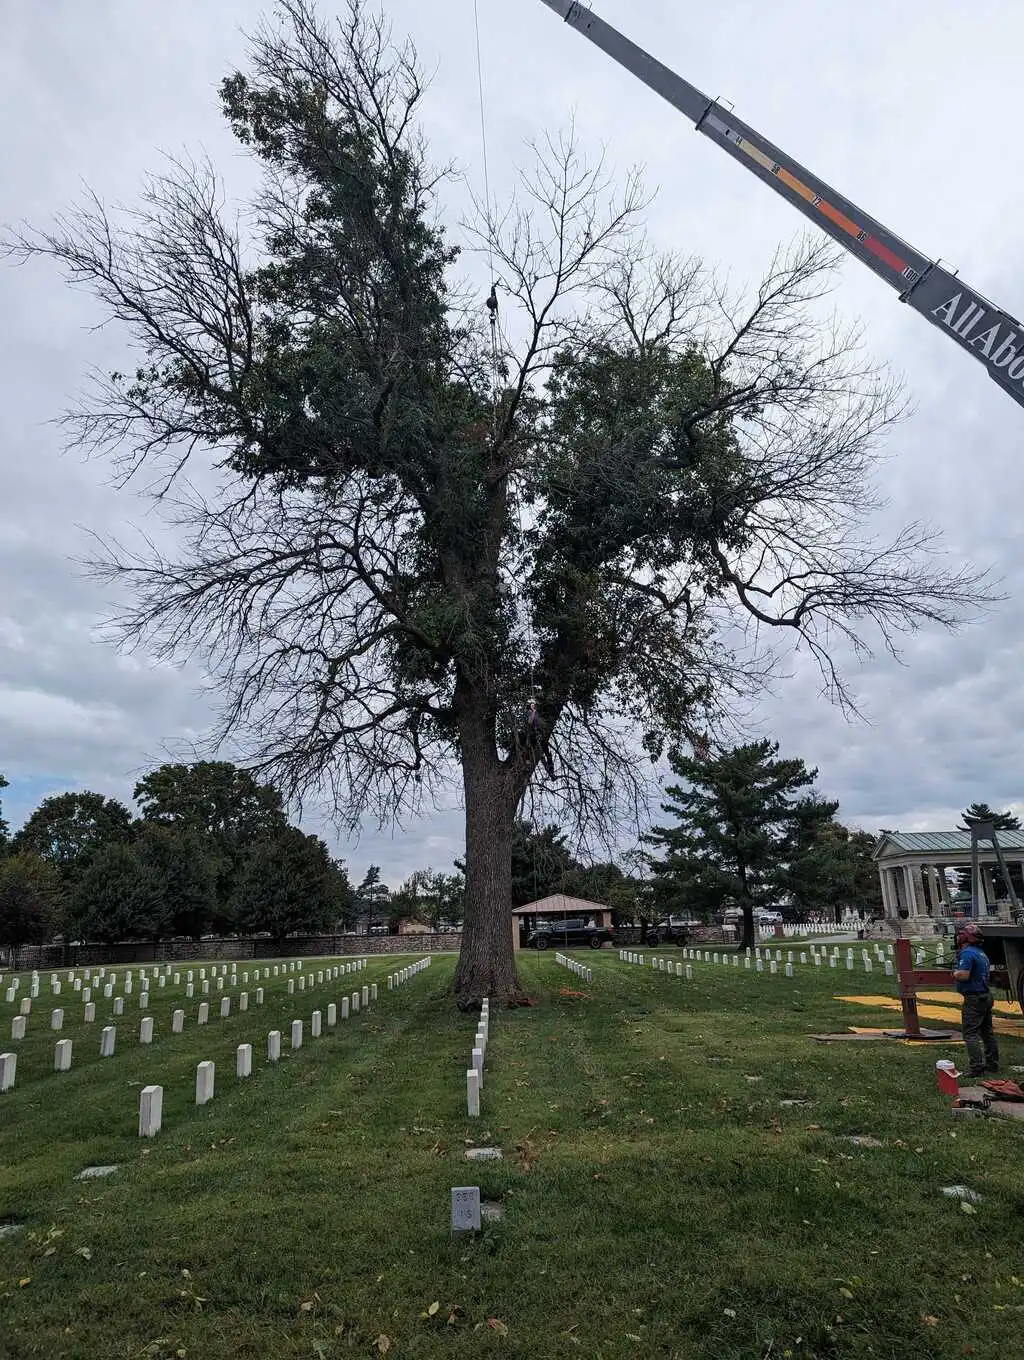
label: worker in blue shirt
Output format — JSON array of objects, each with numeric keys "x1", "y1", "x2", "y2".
[{"x1": 952, "y1": 921, "x2": 999, "y2": 1078}]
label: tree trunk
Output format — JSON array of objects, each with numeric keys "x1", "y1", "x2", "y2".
[
  {"x1": 452, "y1": 723, "x2": 524, "y2": 1005},
  {"x1": 738, "y1": 901, "x2": 755, "y2": 952}
]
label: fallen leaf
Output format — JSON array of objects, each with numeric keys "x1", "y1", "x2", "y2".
[
  {"x1": 427, "y1": 1301, "x2": 440, "y2": 1316},
  {"x1": 18, "y1": 1278, "x2": 30, "y2": 1288},
  {"x1": 74, "y1": 1247, "x2": 92, "y2": 1261},
  {"x1": 961, "y1": 1202, "x2": 978, "y2": 1215},
  {"x1": 923, "y1": 1315, "x2": 939, "y2": 1327},
  {"x1": 488, "y1": 1318, "x2": 509, "y2": 1336},
  {"x1": 375, "y1": 1335, "x2": 391, "y2": 1354},
  {"x1": 839, "y1": 1288, "x2": 854, "y2": 1300}
]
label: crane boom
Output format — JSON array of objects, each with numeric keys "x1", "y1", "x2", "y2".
[{"x1": 538, "y1": 0, "x2": 1024, "y2": 412}]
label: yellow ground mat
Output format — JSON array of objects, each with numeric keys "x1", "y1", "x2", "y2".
[{"x1": 836, "y1": 994, "x2": 1024, "y2": 1038}]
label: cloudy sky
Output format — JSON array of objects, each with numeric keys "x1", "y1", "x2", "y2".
[{"x1": 2, "y1": 0, "x2": 1023, "y2": 885}]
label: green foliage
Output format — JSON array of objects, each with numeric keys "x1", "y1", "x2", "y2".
[
  {"x1": 230, "y1": 826, "x2": 343, "y2": 946},
  {"x1": 69, "y1": 840, "x2": 169, "y2": 944},
  {"x1": 0, "y1": 770, "x2": 8, "y2": 852},
  {"x1": 13, "y1": 790, "x2": 132, "y2": 881},
  {"x1": 134, "y1": 762, "x2": 288, "y2": 927},
  {"x1": 782, "y1": 819, "x2": 882, "y2": 921},
  {"x1": 960, "y1": 801, "x2": 1021, "y2": 831},
  {"x1": 387, "y1": 868, "x2": 465, "y2": 931},
  {"x1": 646, "y1": 740, "x2": 836, "y2": 946},
  {"x1": 0, "y1": 851, "x2": 63, "y2": 950},
  {"x1": 133, "y1": 822, "x2": 220, "y2": 940}
]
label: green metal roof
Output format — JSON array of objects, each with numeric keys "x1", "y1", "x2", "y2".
[{"x1": 875, "y1": 830, "x2": 1024, "y2": 856}]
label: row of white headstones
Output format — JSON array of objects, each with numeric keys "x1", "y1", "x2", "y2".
[
  {"x1": 0, "y1": 959, "x2": 431, "y2": 1097},
  {"x1": 1, "y1": 956, "x2": 379, "y2": 1008},
  {"x1": 1, "y1": 957, "x2": 368, "y2": 1048},
  {"x1": 139, "y1": 959, "x2": 431, "y2": 1136},
  {"x1": 467, "y1": 998, "x2": 490, "y2": 1118},
  {"x1": 620, "y1": 940, "x2": 950, "y2": 979},
  {"x1": 555, "y1": 953, "x2": 593, "y2": 984}
]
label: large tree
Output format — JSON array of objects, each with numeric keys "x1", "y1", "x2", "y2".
[
  {"x1": 0, "y1": 852, "x2": 63, "y2": 958},
  {"x1": 69, "y1": 841, "x2": 168, "y2": 944},
  {"x1": 134, "y1": 761, "x2": 288, "y2": 928},
  {"x1": 782, "y1": 818, "x2": 882, "y2": 922},
  {"x1": 231, "y1": 825, "x2": 342, "y2": 948},
  {"x1": 4, "y1": 1, "x2": 989, "y2": 1001},
  {"x1": 646, "y1": 740, "x2": 837, "y2": 949},
  {"x1": 0, "y1": 772, "x2": 9, "y2": 854},
  {"x1": 13, "y1": 791, "x2": 132, "y2": 882}
]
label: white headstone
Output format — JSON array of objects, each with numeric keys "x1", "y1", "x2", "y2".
[
  {"x1": 84, "y1": 1002, "x2": 96, "y2": 1023},
  {"x1": 51, "y1": 1008, "x2": 64, "y2": 1031},
  {"x1": 220, "y1": 997, "x2": 230, "y2": 1018},
  {"x1": 451, "y1": 1186, "x2": 481, "y2": 1233},
  {"x1": 311, "y1": 1010, "x2": 322, "y2": 1038},
  {"x1": 256, "y1": 988, "x2": 264, "y2": 1005},
  {"x1": 267, "y1": 1030, "x2": 281, "y2": 1062},
  {"x1": 291, "y1": 1019, "x2": 303, "y2": 1049},
  {"x1": 467, "y1": 1067, "x2": 481, "y2": 1117},
  {"x1": 54, "y1": 1038, "x2": 73, "y2": 1072},
  {"x1": 10, "y1": 1015, "x2": 25, "y2": 1041},
  {"x1": 239, "y1": 992, "x2": 248, "y2": 1012},
  {"x1": 100, "y1": 1026, "x2": 116, "y2": 1057},
  {"x1": 186, "y1": 984, "x2": 194, "y2": 999},
  {"x1": 139, "y1": 1084, "x2": 163, "y2": 1137},
  {"x1": 327, "y1": 1003, "x2": 337, "y2": 1027},
  {"x1": 113, "y1": 997, "x2": 124, "y2": 1016},
  {"x1": 0, "y1": 1052, "x2": 17, "y2": 1091},
  {"x1": 140, "y1": 1017, "x2": 154, "y2": 1045},
  {"x1": 351, "y1": 992, "x2": 360, "y2": 1013},
  {"x1": 139, "y1": 992, "x2": 149, "y2": 1010},
  {"x1": 202, "y1": 980, "x2": 210, "y2": 995},
  {"x1": 195, "y1": 1060, "x2": 215, "y2": 1105},
  {"x1": 288, "y1": 979, "x2": 295, "y2": 995},
  {"x1": 370, "y1": 983, "x2": 378, "y2": 1001},
  {"x1": 341, "y1": 997, "x2": 350, "y2": 1020},
  {"x1": 198, "y1": 1002, "x2": 209, "y2": 1025},
  {"x1": 19, "y1": 998, "x2": 31, "y2": 1016},
  {"x1": 361, "y1": 985, "x2": 369, "y2": 1008},
  {"x1": 172, "y1": 1009, "x2": 184, "y2": 1033},
  {"x1": 237, "y1": 1043, "x2": 253, "y2": 1078}
]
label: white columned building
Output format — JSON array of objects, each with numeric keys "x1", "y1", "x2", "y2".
[{"x1": 873, "y1": 830, "x2": 1024, "y2": 927}]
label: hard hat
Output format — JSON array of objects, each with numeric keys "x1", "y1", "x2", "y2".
[{"x1": 955, "y1": 920, "x2": 983, "y2": 946}]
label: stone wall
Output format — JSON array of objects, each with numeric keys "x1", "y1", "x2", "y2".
[{"x1": 10, "y1": 932, "x2": 462, "y2": 969}]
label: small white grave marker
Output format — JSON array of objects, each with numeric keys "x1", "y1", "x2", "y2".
[
  {"x1": 100, "y1": 1026, "x2": 116, "y2": 1057},
  {"x1": 54, "y1": 1039, "x2": 73, "y2": 1072},
  {"x1": 172, "y1": 1009, "x2": 184, "y2": 1033},
  {"x1": 311, "y1": 1010, "x2": 322, "y2": 1038},
  {"x1": 341, "y1": 997, "x2": 350, "y2": 1020},
  {"x1": 327, "y1": 1003, "x2": 337, "y2": 1027},
  {"x1": 451, "y1": 1186, "x2": 481, "y2": 1233},
  {"x1": 467, "y1": 1067, "x2": 480, "y2": 1117},
  {"x1": 220, "y1": 997, "x2": 230, "y2": 1018},
  {"x1": 0, "y1": 1052, "x2": 17, "y2": 1092},
  {"x1": 139, "y1": 1085, "x2": 163, "y2": 1137},
  {"x1": 267, "y1": 1030, "x2": 281, "y2": 1062},
  {"x1": 237, "y1": 1043, "x2": 253, "y2": 1078},
  {"x1": 197, "y1": 1002, "x2": 209, "y2": 1025},
  {"x1": 291, "y1": 1019, "x2": 303, "y2": 1049},
  {"x1": 84, "y1": 1002, "x2": 96, "y2": 1023},
  {"x1": 195, "y1": 1060, "x2": 215, "y2": 1105}
]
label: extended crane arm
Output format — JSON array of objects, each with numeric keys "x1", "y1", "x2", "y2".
[{"x1": 538, "y1": 0, "x2": 1024, "y2": 411}]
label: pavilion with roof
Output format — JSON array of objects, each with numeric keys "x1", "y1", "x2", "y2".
[
  {"x1": 872, "y1": 829, "x2": 1024, "y2": 922},
  {"x1": 510, "y1": 893, "x2": 612, "y2": 951}
]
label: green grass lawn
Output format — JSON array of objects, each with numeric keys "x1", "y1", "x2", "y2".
[{"x1": 1, "y1": 950, "x2": 1022, "y2": 1360}]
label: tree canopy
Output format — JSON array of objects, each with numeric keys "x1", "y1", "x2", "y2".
[
  {"x1": 13, "y1": 791, "x2": 132, "y2": 880},
  {"x1": 3, "y1": 0, "x2": 991, "y2": 998},
  {"x1": 645, "y1": 740, "x2": 840, "y2": 948}
]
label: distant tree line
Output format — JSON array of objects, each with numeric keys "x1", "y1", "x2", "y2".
[{"x1": 0, "y1": 762, "x2": 357, "y2": 954}]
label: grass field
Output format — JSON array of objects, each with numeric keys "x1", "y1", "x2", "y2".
[{"x1": 1, "y1": 950, "x2": 1023, "y2": 1360}]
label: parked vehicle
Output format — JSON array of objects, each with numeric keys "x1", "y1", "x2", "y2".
[{"x1": 526, "y1": 918, "x2": 614, "y2": 950}]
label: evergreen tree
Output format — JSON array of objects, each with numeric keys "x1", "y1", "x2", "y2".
[
  {"x1": 231, "y1": 827, "x2": 341, "y2": 949},
  {"x1": 646, "y1": 740, "x2": 834, "y2": 948},
  {"x1": 14, "y1": 791, "x2": 132, "y2": 883}
]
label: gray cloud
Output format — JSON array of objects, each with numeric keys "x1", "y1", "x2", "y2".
[{"x1": 2, "y1": 0, "x2": 1023, "y2": 883}]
